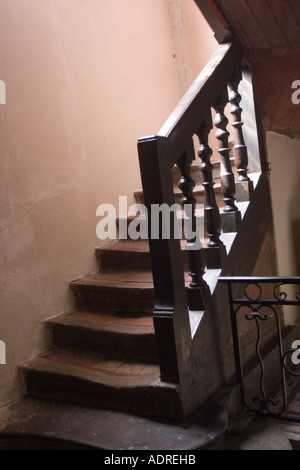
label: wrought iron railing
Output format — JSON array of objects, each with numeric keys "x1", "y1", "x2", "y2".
[{"x1": 219, "y1": 276, "x2": 300, "y2": 419}]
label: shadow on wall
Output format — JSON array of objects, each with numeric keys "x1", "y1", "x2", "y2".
[{"x1": 283, "y1": 218, "x2": 300, "y2": 327}]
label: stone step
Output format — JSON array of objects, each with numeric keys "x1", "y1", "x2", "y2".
[
  {"x1": 96, "y1": 240, "x2": 153, "y2": 272},
  {"x1": 96, "y1": 239, "x2": 193, "y2": 272},
  {"x1": 70, "y1": 272, "x2": 155, "y2": 313},
  {"x1": 20, "y1": 351, "x2": 183, "y2": 421},
  {"x1": 134, "y1": 183, "x2": 223, "y2": 206},
  {"x1": 46, "y1": 309, "x2": 158, "y2": 364},
  {"x1": 115, "y1": 208, "x2": 206, "y2": 244},
  {"x1": 135, "y1": 155, "x2": 238, "y2": 206},
  {"x1": 70, "y1": 271, "x2": 210, "y2": 313},
  {"x1": 171, "y1": 157, "x2": 236, "y2": 186},
  {"x1": 0, "y1": 396, "x2": 229, "y2": 450},
  {"x1": 224, "y1": 416, "x2": 293, "y2": 450}
]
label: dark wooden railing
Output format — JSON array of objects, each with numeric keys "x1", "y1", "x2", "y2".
[{"x1": 138, "y1": 41, "x2": 258, "y2": 384}]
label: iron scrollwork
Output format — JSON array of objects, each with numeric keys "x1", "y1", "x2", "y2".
[
  {"x1": 219, "y1": 277, "x2": 300, "y2": 419},
  {"x1": 273, "y1": 283, "x2": 300, "y2": 303},
  {"x1": 283, "y1": 347, "x2": 300, "y2": 377}
]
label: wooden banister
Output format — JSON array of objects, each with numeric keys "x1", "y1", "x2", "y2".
[
  {"x1": 157, "y1": 42, "x2": 242, "y2": 165},
  {"x1": 137, "y1": 40, "x2": 259, "y2": 384}
]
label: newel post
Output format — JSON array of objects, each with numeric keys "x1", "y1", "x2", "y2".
[{"x1": 137, "y1": 135, "x2": 191, "y2": 384}]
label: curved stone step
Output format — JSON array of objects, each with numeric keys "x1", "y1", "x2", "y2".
[
  {"x1": 70, "y1": 270, "x2": 211, "y2": 313},
  {"x1": 96, "y1": 240, "x2": 153, "y2": 272},
  {"x1": 115, "y1": 209, "x2": 206, "y2": 246},
  {"x1": 96, "y1": 239, "x2": 195, "y2": 272},
  {"x1": 0, "y1": 396, "x2": 228, "y2": 450},
  {"x1": 134, "y1": 183, "x2": 223, "y2": 206},
  {"x1": 20, "y1": 351, "x2": 183, "y2": 421},
  {"x1": 46, "y1": 310, "x2": 158, "y2": 364},
  {"x1": 70, "y1": 273, "x2": 155, "y2": 313},
  {"x1": 171, "y1": 156, "x2": 236, "y2": 186}
]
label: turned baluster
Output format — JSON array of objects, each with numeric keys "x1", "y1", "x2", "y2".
[
  {"x1": 177, "y1": 142, "x2": 209, "y2": 308},
  {"x1": 228, "y1": 68, "x2": 253, "y2": 201},
  {"x1": 177, "y1": 152, "x2": 197, "y2": 245},
  {"x1": 196, "y1": 114, "x2": 226, "y2": 269},
  {"x1": 213, "y1": 88, "x2": 241, "y2": 232}
]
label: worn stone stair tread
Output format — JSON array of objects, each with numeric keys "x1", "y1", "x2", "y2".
[
  {"x1": 96, "y1": 240, "x2": 153, "y2": 272},
  {"x1": 0, "y1": 396, "x2": 228, "y2": 450},
  {"x1": 97, "y1": 239, "x2": 151, "y2": 253},
  {"x1": 173, "y1": 182, "x2": 222, "y2": 195},
  {"x1": 97, "y1": 238, "x2": 195, "y2": 254},
  {"x1": 117, "y1": 207, "x2": 205, "y2": 219},
  {"x1": 20, "y1": 352, "x2": 185, "y2": 420},
  {"x1": 115, "y1": 209, "x2": 206, "y2": 234},
  {"x1": 134, "y1": 184, "x2": 224, "y2": 205},
  {"x1": 97, "y1": 238, "x2": 198, "y2": 257},
  {"x1": 46, "y1": 309, "x2": 154, "y2": 332},
  {"x1": 71, "y1": 271, "x2": 154, "y2": 286},
  {"x1": 134, "y1": 183, "x2": 222, "y2": 199},
  {"x1": 224, "y1": 416, "x2": 293, "y2": 450},
  {"x1": 70, "y1": 272, "x2": 156, "y2": 313},
  {"x1": 46, "y1": 310, "x2": 157, "y2": 363},
  {"x1": 71, "y1": 271, "x2": 194, "y2": 288},
  {"x1": 171, "y1": 157, "x2": 234, "y2": 186},
  {"x1": 21, "y1": 351, "x2": 161, "y2": 386},
  {"x1": 71, "y1": 271, "x2": 197, "y2": 288}
]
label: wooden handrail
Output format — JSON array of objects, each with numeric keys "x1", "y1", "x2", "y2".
[{"x1": 157, "y1": 42, "x2": 242, "y2": 166}]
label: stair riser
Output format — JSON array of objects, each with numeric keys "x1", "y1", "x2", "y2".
[
  {"x1": 71, "y1": 281, "x2": 208, "y2": 313},
  {"x1": 70, "y1": 284, "x2": 155, "y2": 313},
  {"x1": 24, "y1": 371, "x2": 183, "y2": 422},
  {"x1": 171, "y1": 159, "x2": 236, "y2": 186},
  {"x1": 97, "y1": 251, "x2": 152, "y2": 272},
  {"x1": 50, "y1": 326, "x2": 158, "y2": 364},
  {"x1": 172, "y1": 165, "x2": 203, "y2": 186},
  {"x1": 97, "y1": 249, "x2": 190, "y2": 272},
  {"x1": 134, "y1": 190, "x2": 224, "y2": 206},
  {"x1": 116, "y1": 215, "x2": 205, "y2": 233}
]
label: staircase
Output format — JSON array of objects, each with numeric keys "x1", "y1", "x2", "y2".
[
  {"x1": 21, "y1": 243, "x2": 179, "y2": 421},
  {"x1": 0, "y1": 1, "x2": 297, "y2": 451},
  {"x1": 12, "y1": 40, "x2": 285, "y2": 449},
  {"x1": 20, "y1": 162, "x2": 231, "y2": 424},
  {"x1": 10, "y1": 160, "x2": 239, "y2": 450}
]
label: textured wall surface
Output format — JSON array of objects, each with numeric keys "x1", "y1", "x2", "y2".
[{"x1": 0, "y1": 0, "x2": 217, "y2": 407}]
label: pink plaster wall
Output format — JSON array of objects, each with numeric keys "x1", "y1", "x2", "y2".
[
  {"x1": 182, "y1": 0, "x2": 218, "y2": 82},
  {"x1": 0, "y1": 0, "x2": 218, "y2": 408},
  {"x1": 0, "y1": 0, "x2": 181, "y2": 406},
  {"x1": 0, "y1": 0, "x2": 219, "y2": 407}
]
